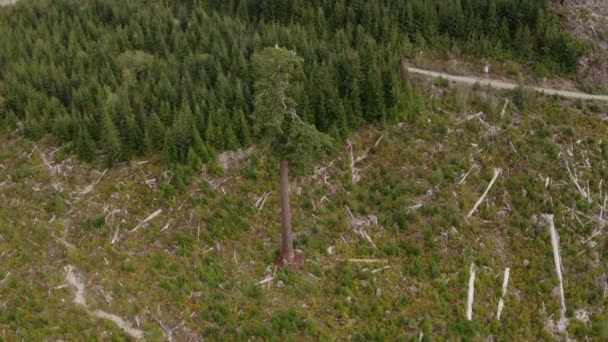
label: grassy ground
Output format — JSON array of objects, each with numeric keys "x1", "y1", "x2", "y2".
[{"x1": 1, "y1": 82, "x2": 608, "y2": 340}]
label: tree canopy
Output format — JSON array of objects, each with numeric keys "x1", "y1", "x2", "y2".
[
  {"x1": 0, "y1": 0, "x2": 582, "y2": 167},
  {"x1": 251, "y1": 47, "x2": 330, "y2": 174}
]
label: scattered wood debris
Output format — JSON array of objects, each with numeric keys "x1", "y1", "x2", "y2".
[
  {"x1": 257, "y1": 266, "x2": 277, "y2": 287},
  {"x1": 575, "y1": 309, "x2": 591, "y2": 325},
  {"x1": 566, "y1": 162, "x2": 592, "y2": 204},
  {"x1": 345, "y1": 206, "x2": 378, "y2": 248},
  {"x1": 217, "y1": 147, "x2": 254, "y2": 171}
]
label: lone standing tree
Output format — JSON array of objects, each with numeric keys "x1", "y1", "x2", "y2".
[{"x1": 251, "y1": 47, "x2": 330, "y2": 268}]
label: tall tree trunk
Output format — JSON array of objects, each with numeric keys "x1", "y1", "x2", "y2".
[{"x1": 279, "y1": 159, "x2": 294, "y2": 262}]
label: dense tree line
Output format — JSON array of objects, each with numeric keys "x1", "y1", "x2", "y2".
[{"x1": 0, "y1": 0, "x2": 581, "y2": 167}]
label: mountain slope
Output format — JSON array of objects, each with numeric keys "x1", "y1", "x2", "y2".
[{"x1": 1, "y1": 82, "x2": 607, "y2": 339}]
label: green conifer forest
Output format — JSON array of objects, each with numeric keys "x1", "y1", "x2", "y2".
[{"x1": 0, "y1": 0, "x2": 582, "y2": 165}]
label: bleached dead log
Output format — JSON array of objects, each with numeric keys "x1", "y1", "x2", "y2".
[
  {"x1": 151, "y1": 315, "x2": 174, "y2": 342},
  {"x1": 110, "y1": 228, "x2": 120, "y2": 244},
  {"x1": 466, "y1": 263, "x2": 476, "y2": 321},
  {"x1": 458, "y1": 165, "x2": 476, "y2": 185},
  {"x1": 253, "y1": 192, "x2": 265, "y2": 208},
  {"x1": 257, "y1": 275, "x2": 274, "y2": 285},
  {"x1": 467, "y1": 168, "x2": 502, "y2": 218},
  {"x1": 566, "y1": 163, "x2": 592, "y2": 204},
  {"x1": 342, "y1": 258, "x2": 387, "y2": 264},
  {"x1": 465, "y1": 111, "x2": 484, "y2": 121},
  {"x1": 80, "y1": 169, "x2": 108, "y2": 195},
  {"x1": 371, "y1": 135, "x2": 384, "y2": 150},
  {"x1": 0, "y1": 272, "x2": 10, "y2": 286},
  {"x1": 496, "y1": 267, "x2": 510, "y2": 320},
  {"x1": 371, "y1": 266, "x2": 390, "y2": 274},
  {"x1": 354, "y1": 135, "x2": 384, "y2": 164},
  {"x1": 600, "y1": 195, "x2": 607, "y2": 228},
  {"x1": 543, "y1": 214, "x2": 567, "y2": 318},
  {"x1": 582, "y1": 230, "x2": 602, "y2": 245},
  {"x1": 407, "y1": 203, "x2": 423, "y2": 212},
  {"x1": 55, "y1": 235, "x2": 76, "y2": 250},
  {"x1": 500, "y1": 99, "x2": 509, "y2": 117},
  {"x1": 254, "y1": 192, "x2": 270, "y2": 212},
  {"x1": 348, "y1": 140, "x2": 359, "y2": 183},
  {"x1": 308, "y1": 273, "x2": 322, "y2": 280},
  {"x1": 130, "y1": 209, "x2": 162, "y2": 232},
  {"x1": 348, "y1": 135, "x2": 384, "y2": 184},
  {"x1": 160, "y1": 220, "x2": 172, "y2": 232}
]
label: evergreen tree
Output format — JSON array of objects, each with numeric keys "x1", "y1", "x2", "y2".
[
  {"x1": 76, "y1": 126, "x2": 96, "y2": 163},
  {"x1": 145, "y1": 112, "x2": 166, "y2": 152},
  {"x1": 251, "y1": 46, "x2": 330, "y2": 268},
  {"x1": 100, "y1": 111, "x2": 122, "y2": 167},
  {"x1": 162, "y1": 128, "x2": 177, "y2": 164}
]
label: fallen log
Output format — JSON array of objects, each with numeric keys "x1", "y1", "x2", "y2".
[
  {"x1": 467, "y1": 168, "x2": 502, "y2": 218},
  {"x1": 496, "y1": 267, "x2": 510, "y2": 320},
  {"x1": 543, "y1": 214, "x2": 567, "y2": 323},
  {"x1": 130, "y1": 209, "x2": 162, "y2": 232},
  {"x1": 466, "y1": 263, "x2": 476, "y2": 321}
]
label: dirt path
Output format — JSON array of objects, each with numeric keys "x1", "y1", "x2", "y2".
[
  {"x1": 0, "y1": 0, "x2": 19, "y2": 6},
  {"x1": 64, "y1": 265, "x2": 144, "y2": 339},
  {"x1": 407, "y1": 67, "x2": 608, "y2": 102}
]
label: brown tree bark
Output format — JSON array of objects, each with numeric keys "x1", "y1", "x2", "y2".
[{"x1": 279, "y1": 159, "x2": 294, "y2": 261}]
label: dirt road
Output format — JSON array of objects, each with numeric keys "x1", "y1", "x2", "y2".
[
  {"x1": 407, "y1": 67, "x2": 608, "y2": 102},
  {"x1": 0, "y1": 0, "x2": 19, "y2": 6}
]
